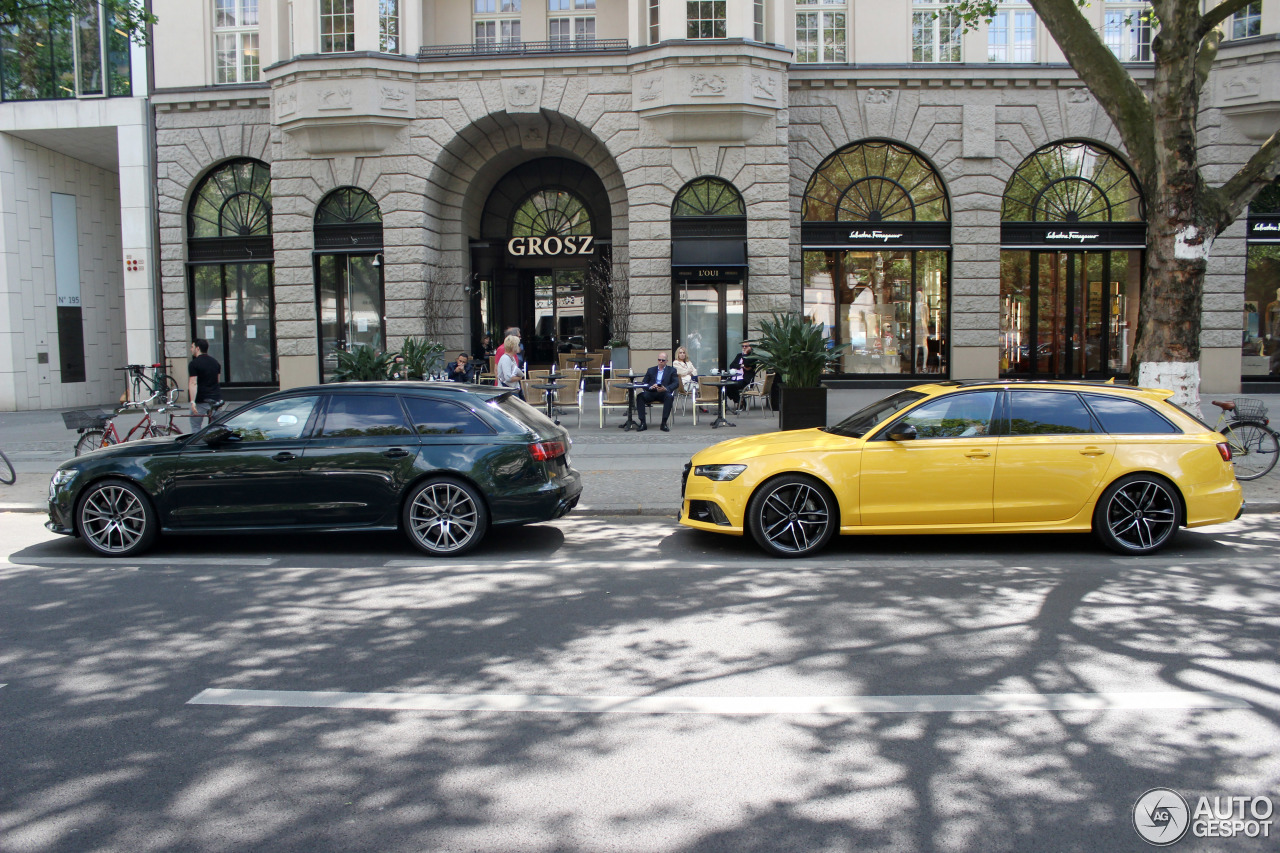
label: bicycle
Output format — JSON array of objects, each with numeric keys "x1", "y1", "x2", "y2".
[
  {"x1": 1210, "y1": 397, "x2": 1279, "y2": 481},
  {"x1": 68, "y1": 401, "x2": 187, "y2": 456},
  {"x1": 117, "y1": 363, "x2": 179, "y2": 406},
  {"x1": 0, "y1": 445, "x2": 14, "y2": 486}
]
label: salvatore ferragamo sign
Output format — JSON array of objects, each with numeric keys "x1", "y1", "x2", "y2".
[
  {"x1": 1045, "y1": 230, "x2": 1101, "y2": 243},
  {"x1": 848, "y1": 230, "x2": 904, "y2": 242}
]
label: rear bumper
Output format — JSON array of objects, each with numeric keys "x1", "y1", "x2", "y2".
[
  {"x1": 1183, "y1": 477, "x2": 1245, "y2": 528},
  {"x1": 491, "y1": 466, "x2": 583, "y2": 524}
]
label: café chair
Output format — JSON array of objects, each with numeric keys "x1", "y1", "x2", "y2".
[{"x1": 599, "y1": 378, "x2": 631, "y2": 428}]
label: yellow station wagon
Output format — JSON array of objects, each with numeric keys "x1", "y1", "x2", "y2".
[{"x1": 680, "y1": 381, "x2": 1244, "y2": 557}]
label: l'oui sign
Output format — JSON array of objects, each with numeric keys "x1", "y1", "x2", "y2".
[{"x1": 506, "y1": 235, "x2": 595, "y2": 256}]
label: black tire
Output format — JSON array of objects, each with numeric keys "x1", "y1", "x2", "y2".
[
  {"x1": 1093, "y1": 474, "x2": 1182, "y2": 556},
  {"x1": 75, "y1": 428, "x2": 113, "y2": 456},
  {"x1": 746, "y1": 474, "x2": 837, "y2": 558},
  {"x1": 1221, "y1": 420, "x2": 1278, "y2": 481},
  {"x1": 160, "y1": 374, "x2": 180, "y2": 404},
  {"x1": 0, "y1": 449, "x2": 14, "y2": 486},
  {"x1": 76, "y1": 478, "x2": 158, "y2": 557},
  {"x1": 402, "y1": 478, "x2": 489, "y2": 556}
]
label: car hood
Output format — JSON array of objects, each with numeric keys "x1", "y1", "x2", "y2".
[
  {"x1": 691, "y1": 427, "x2": 858, "y2": 464},
  {"x1": 62, "y1": 434, "x2": 188, "y2": 467}
]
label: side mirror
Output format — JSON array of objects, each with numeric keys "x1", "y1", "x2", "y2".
[
  {"x1": 887, "y1": 423, "x2": 918, "y2": 441},
  {"x1": 202, "y1": 425, "x2": 238, "y2": 446}
]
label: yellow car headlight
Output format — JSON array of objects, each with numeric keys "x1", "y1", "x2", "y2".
[{"x1": 694, "y1": 464, "x2": 747, "y2": 481}]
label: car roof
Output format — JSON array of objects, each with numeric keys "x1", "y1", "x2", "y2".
[
  {"x1": 268, "y1": 382, "x2": 509, "y2": 400},
  {"x1": 909, "y1": 379, "x2": 1175, "y2": 402}
]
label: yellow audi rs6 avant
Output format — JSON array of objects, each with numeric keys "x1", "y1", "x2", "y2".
[{"x1": 680, "y1": 381, "x2": 1244, "y2": 557}]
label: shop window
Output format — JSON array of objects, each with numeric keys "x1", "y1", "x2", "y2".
[
  {"x1": 187, "y1": 160, "x2": 276, "y2": 386},
  {"x1": 672, "y1": 178, "x2": 747, "y2": 372},
  {"x1": 1243, "y1": 181, "x2": 1280, "y2": 378},
  {"x1": 801, "y1": 142, "x2": 950, "y2": 377}
]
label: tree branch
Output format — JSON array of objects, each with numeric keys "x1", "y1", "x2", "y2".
[
  {"x1": 1197, "y1": 0, "x2": 1256, "y2": 41},
  {"x1": 1029, "y1": 0, "x2": 1157, "y2": 171},
  {"x1": 1195, "y1": 27, "x2": 1222, "y2": 92},
  {"x1": 1213, "y1": 130, "x2": 1280, "y2": 232}
]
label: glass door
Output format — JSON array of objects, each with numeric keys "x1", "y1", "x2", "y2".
[
  {"x1": 190, "y1": 262, "x2": 275, "y2": 385},
  {"x1": 674, "y1": 279, "x2": 745, "y2": 373},
  {"x1": 317, "y1": 253, "x2": 384, "y2": 383}
]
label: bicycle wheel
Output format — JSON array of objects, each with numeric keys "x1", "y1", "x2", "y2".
[
  {"x1": 1222, "y1": 420, "x2": 1279, "y2": 481},
  {"x1": 160, "y1": 374, "x2": 180, "y2": 403},
  {"x1": 0, "y1": 448, "x2": 14, "y2": 486},
  {"x1": 75, "y1": 428, "x2": 114, "y2": 456},
  {"x1": 146, "y1": 422, "x2": 183, "y2": 438}
]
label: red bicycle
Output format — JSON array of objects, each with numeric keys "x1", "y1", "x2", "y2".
[{"x1": 68, "y1": 401, "x2": 187, "y2": 456}]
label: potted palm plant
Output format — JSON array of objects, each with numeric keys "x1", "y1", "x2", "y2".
[{"x1": 751, "y1": 313, "x2": 848, "y2": 431}]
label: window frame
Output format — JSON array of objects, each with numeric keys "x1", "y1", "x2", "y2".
[
  {"x1": 795, "y1": 9, "x2": 847, "y2": 64},
  {"x1": 687, "y1": 0, "x2": 727, "y2": 40},
  {"x1": 912, "y1": 2, "x2": 963, "y2": 63},
  {"x1": 379, "y1": 0, "x2": 400, "y2": 53},
  {"x1": 1102, "y1": 0, "x2": 1152, "y2": 63},
  {"x1": 987, "y1": 1, "x2": 1036, "y2": 63},
  {"x1": 1231, "y1": 1, "x2": 1263, "y2": 40},
  {"x1": 319, "y1": 0, "x2": 355, "y2": 54}
]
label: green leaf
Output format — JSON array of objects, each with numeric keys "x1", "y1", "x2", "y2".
[{"x1": 750, "y1": 313, "x2": 850, "y2": 388}]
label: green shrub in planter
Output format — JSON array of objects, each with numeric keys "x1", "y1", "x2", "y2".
[
  {"x1": 751, "y1": 313, "x2": 848, "y2": 388},
  {"x1": 332, "y1": 345, "x2": 398, "y2": 382},
  {"x1": 398, "y1": 337, "x2": 446, "y2": 380}
]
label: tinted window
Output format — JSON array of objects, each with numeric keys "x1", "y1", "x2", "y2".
[
  {"x1": 223, "y1": 395, "x2": 319, "y2": 442},
  {"x1": 403, "y1": 397, "x2": 494, "y2": 435},
  {"x1": 1007, "y1": 391, "x2": 1095, "y2": 435},
  {"x1": 828, "y1": 389, "x2": 927, "y2": 438},
  {"x1": 320, "y1": 394, "x2": 413, "y2": 438},
  {"x1": 884, "y1": 391, "x2": 999, "y2": 439},
  {"x1": 490, "y1": 393, "x2": 558, "y2": 438},
  {"x1": 1083, "y1": 395, "x2": 1180, "y2": 434}
]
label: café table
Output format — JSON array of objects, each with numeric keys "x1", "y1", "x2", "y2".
[
  {"x1": 530, "y1": 381, "x2": 566, "y2": 423},
  {"x1": 703, "y1": 377, "x2": 740, "y2": 429},
  {"x1": 612, "y1": 376, "x2": 646, "y2": 431}
]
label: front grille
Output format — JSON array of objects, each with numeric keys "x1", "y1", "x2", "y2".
[{"x1": 681, "y1": 461, "x2": 691, "y2": 497}]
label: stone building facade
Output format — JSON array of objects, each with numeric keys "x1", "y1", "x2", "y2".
[{"x1": 139, "y1": 0, "x2": 1280, "y2": 402}]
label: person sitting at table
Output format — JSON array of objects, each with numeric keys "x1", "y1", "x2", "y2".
[
  {"x1": 726, "y1": 341, "x2": 757, "y2": 413},
  {"x1": 636, "y1": 352, "x2": 679, "y2": 432},
  {"x1": 672, "y1": 345, "x2": 708, "y2": 414},
  {"x1": 496, "y1": 334, "x2": 525, "y2": 398},
  {"x1": 446, "y1": 352, "x2": 475, "y2": 383}
]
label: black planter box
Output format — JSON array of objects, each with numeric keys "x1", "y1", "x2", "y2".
[{"x1": 779, "y1": 385, "x2": 827, "y2": 431}]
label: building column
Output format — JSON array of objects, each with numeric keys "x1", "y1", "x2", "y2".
[{"x1": 117, "y1": 117, "x2": 158, "y2": 367}]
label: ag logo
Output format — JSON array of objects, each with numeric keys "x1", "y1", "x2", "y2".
[{"x1": 1134, "y1": 788, "x2": 1190, "y2": 845}]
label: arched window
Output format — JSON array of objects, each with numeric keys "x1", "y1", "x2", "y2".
[
  {"x1": 998, "y1": 142, "x2": 1145, "y2": 380},
  {"x1": 673, "y1": 177, "x2": 745, "y2": 218},
  {"x1": 313, "y1": 188, "x2": 384, "y2": 383},
  {"x1": 671, "y1": 177, "x2": 748, "y2": 371},
  {"x1": 1001, "y1": 141, "x2": 1143, "y2": 223},
  {"x1": 803, "y1": 140, "x2": 949, "y2": 223},
  {"x1": 800, "y1": 141, "x2": 950, "y2": 378},
  {"x1": 186, "y1": 159, "x2": 275, "y2": 387},
  {"x1": 511, "y1": 189, "x2": 592, "y2": 238}
]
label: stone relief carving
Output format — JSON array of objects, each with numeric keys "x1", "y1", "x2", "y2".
[
  {"x1": 508, "y1": 82, "x2": 538, "y2": 107},
  {"x1": 276, "y1": 90, "x2": 297, "y2": 117},
  {"x1": 750, "y1": 74, "x2": 777, "y2": 101},
  {"x1": 1065, "y1": 89, "x2": 1091, "y2": 104},
  {"x1": 865, "y1": 89, "x2": 893, "y2": 105},
  {"x1": 319, "y1": 87, "x2": 353, "y2": 110},
  {"x1": 690, "y1": 73, "x2": 727, "y2": 97},
  {"x1": 1225, "y1": 74, "x2": 1262, "y2": 101},
  {"x1": 639, "y1": 75, "x2": 661, "y2": 102},
  {"x1": 380, "y1": 86, "x2": 409, "y2": 112}
]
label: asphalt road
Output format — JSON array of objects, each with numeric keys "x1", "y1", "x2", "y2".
[{"x1": 2, "y1": 512, "x2": 1279, "y2": 853}]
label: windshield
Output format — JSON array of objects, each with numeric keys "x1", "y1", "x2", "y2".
[{"x1": 826, "y1": 389, "x2": 927, "y2": 438}]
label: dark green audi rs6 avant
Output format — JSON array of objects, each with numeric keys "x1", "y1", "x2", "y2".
[{"x1": 47, "y1": 383, "x2": 582, "y2": 557}]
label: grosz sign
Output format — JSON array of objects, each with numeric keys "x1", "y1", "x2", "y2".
[{"x1": 506, "y1": 235, "x2": 595, "y2": 257}]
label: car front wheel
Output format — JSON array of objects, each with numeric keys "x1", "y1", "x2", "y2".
[
  {"x1": 77, "y1": 478, "x2": 158, "y2": 557},
  {"x1": 403, "y1": 478, "x2": 489, "y2": 556},
  {"x1": 1093, "y1": 474, "x2": 1181, "y2": 555},
  {"x1": 746, "y1": 474, "x2": 837, "y2": 558}
]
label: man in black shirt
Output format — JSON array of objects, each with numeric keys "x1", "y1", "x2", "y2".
[{"x1": 187, "y1": 338, "x2": 222, "y2": 430}]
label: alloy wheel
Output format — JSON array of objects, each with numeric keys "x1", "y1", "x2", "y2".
[
  {"x1": 752, "y1": 478, "x2": 834, "y2": 556},
  {"x1": 79, "y1": 483, "x2": 150, "y2": 555},
  {"x1": 1104, "y1": 479, "x2": 1178, "y2": 552},
  {"x1": 407, "y1": 481, "x2": 483, "y2": 555}
]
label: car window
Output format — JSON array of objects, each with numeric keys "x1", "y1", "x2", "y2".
[
  {"x1": 489, "y1": 393, "x2": 559, "y2": 438},
  {"x1": 827, "y1": 389, "x2": 927, "y2": 438},
  {"x1": 883, "y1": 391, "x2": 999, "y2": 439},
  {"x1": 403, "y1": 396, "x2": 494, "y2": 436},
  {"x1": 319, "y1": 394, "x2": 414, "y2": 438},
  {"x1": 1007, "y1": 391, "x2": 1095, "y2": 435},
  {"x1": 1083, "y1": 394, "x2": 1180, "y2": 434},
  {"x1": 223, "y1": 395, "x2": 320, "y2": 442}
]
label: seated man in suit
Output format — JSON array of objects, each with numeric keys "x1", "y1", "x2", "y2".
[
  {"x1": 636, "y1": 352, "x2": 680, "y2": 432},
  {"x1": 446, "y1": 352, "x2": 475, "y2": 383}
]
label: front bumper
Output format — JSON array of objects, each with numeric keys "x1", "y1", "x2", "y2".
[{"x1": 46, "y1": 498, "x2": 75, "y2": 536}]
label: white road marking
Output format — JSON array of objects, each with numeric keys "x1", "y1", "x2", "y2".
[{"x1": 188, "y1": 688, "x2": 1249, "y2": 716}]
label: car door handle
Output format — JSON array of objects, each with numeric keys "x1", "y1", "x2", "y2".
[
  {"x1": 382, "y1": 448, "x2": 410, "y2": 458},
  {"x1": 272, "y1": 451, "x2": 296, "y2": 462},
  {"x1": 964, "y1": 450, "x2": 991, "y2": 459},
  {"x1": 1079, "y1": 448, "x2": 1107, "y2": 457}
]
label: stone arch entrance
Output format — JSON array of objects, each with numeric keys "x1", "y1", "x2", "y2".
[{"x1": 423, "y1": 111, "x2": 628, "y2": 364}]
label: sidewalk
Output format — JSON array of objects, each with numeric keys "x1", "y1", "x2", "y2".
[{"x1": 4, "y1": 388, "x2": 1279, "y2": 515}]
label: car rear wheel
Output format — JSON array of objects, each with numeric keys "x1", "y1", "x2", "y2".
[
  {"x1": 403, "y1": 478, "x2": 489, "y2": 556},
  {"x1": 1093, "y1": 474, "x2": 1181, "y2": 555},
  {"x1": 746, "y1": 474, "x2": 837, "y2": 558},
  {"x1": 77, "y1": 478, "x2": 158, "y2": 557}
]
